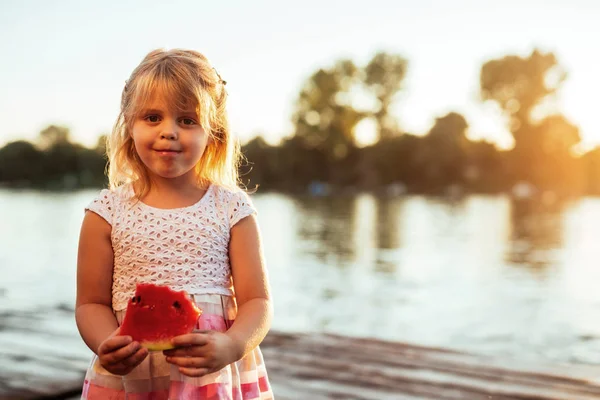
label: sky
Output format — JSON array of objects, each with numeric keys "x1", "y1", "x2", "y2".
[{"x1": 0, "y1": 0, "x2": 599, "y2": 150}]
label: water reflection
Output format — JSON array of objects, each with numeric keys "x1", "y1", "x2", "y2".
[
  {"x1": 373, "y1": 196, "x2": 402, "y2": 251},
  {"x1": 5, "y1": 189, "x2": 600, "y2": 365},
  {"x1": 294, "y1": 195, "x2": 358, "y2": 265},
  {"x1": 506, "y1": 197, "x2": 568, "y2": 270},
  {"x1": 293, "y1": 194, "x2": 409, "y2": 275},
  {"x1": 372, "y1": 196, "x2": 402, "y2": 274}
]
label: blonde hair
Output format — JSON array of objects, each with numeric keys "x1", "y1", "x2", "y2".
[{"x1": 106, "y1": 48, "x2": 241, "y2": 198}]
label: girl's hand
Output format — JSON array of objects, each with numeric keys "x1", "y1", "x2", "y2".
[
  {"x1": 163, "y1": 331, "x2": 239, "y2": 377},
  {"x1": 97, "y1": 328, "x2": 148, "y2": 376}
]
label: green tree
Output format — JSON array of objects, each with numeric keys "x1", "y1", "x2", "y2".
[
  {"x1": 364, "y1": 52, "x2": 408, "y2": 139},
  {"x1": 532, "y1": 114, "x2": 583, "y2": 193},
  {"x1": 361, "y1": 134, "x2": 422, "y2": 188},
  {"x1": 480, "y1": 49, "x2": 565, "y2": 148},
  {"x1": 426, "y1": 112, "x2": 469, "y2": 184},
  {"x1": 480, "y1": 49, "x2": 581, "y2": 192},
  {"x1": 536, "y1": 114, "x2": 580, "y2": 155},
  {"x1": 582, "y1": 147, "x2": 600, "y2": 195},
  {"x1": 0, "y1": 140, "x2": 45, "y2": 184},
  {"x1": 38, "y1": 125, "x2": 71, "y2": 150},
  {"x1": 292, "y1": 59, "x2": 365, "y2": 161},
  {"x1": 422, "y1": 112, "x2": 469, "y2": 186}
]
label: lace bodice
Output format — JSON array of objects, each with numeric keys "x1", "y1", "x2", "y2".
[{"x1": 85, "y1": 184, "x2": 256, "y2": 311}]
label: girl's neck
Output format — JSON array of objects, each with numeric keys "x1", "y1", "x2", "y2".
[{"x1": 136, "y1": 173, "x2": 211, "y2": 209}]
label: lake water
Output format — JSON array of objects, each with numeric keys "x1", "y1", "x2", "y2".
[{"x1": 3, "y1": 188, "x2": 600, "y2": 367}]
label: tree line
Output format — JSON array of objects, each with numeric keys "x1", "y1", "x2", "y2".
[{"x1": 1, "y1": 49, "x2": 599, "y2": 196}]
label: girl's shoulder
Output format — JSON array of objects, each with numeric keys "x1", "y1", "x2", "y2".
[
  {"x1": 210, "y1": 184, "x2": 257, "y2": 228},
  {"x1": 84, "y1": 184, "x2": 133, "y2": 226},
  {"x1": 210, "y1": 183, "x2": 250, "y2": 202}
]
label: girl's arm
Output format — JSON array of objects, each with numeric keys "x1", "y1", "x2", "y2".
[
  {"x1": 76, "y1": 211, "x2": 147, "y2": 374},
  {"x1": 76, "y1": 210, "x2": 117, "y2": 353},
  {"x1": 225, "y1": 213, "x2": 273, "y2": 360}
]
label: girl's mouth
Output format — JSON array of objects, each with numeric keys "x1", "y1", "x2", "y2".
[{"x1": 154, "y1": 149, "x2": 181, "y2": 156}]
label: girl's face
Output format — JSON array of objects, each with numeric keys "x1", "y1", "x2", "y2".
[{"x1": 131, "y1": 93, "x2": 209, "y2": 185}]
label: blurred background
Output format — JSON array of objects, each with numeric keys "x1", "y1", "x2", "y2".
[{"x1": 2, "y1": 0, "x2": 600, "y2": 392}]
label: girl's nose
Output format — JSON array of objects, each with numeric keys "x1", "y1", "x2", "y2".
[
  {"x1": 160, "y1": 120, "x2": 178, "y2": 140},
  {"x1": 160, "y1": 131, "x2": 177, "y2": 140}
]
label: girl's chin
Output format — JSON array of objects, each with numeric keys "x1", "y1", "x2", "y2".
[{"x1": 149, "y1": 169, "x2": 196, "y2": 180}]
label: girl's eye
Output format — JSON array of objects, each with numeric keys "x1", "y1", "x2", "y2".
[
  {"x1": 145, "y1": 115, "x2": 160, "y2": 123},
  {"x1": 181, "y1": 118, "x2": 197, "y2": 126}
]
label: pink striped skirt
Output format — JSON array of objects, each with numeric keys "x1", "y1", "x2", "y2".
[{"x1": 80, "y1": 294, "x2": 274, "y2": 400}]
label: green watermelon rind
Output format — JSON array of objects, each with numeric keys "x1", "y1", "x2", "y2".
[{"x1": 142, "y1": 340, "x2": 176, "y2": 351}]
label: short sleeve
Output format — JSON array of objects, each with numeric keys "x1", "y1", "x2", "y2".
[
  {"x1": 85, "y1": 189, "x2": 115, "y2": 225},
  {"x1": 228, "y1": 190, "x2": 257, "y2": 228}
]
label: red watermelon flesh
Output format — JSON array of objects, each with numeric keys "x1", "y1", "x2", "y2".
[{"x1": 119, "y1": 283, "x2": 202, "y2": 351}]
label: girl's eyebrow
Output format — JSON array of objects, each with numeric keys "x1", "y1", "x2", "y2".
[
  {"x1": 139, "y1": 108, "x2": 163, "y2": 115},
  {"x1": 139, "y1": 108, "x2": 197, "y2": 115}
]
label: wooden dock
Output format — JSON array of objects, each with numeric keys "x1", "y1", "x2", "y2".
[
  {"x1": 261, "y1": 332, "x2": 600, "y2": 400},
  {"x1": 3, "y1": 326, "x2": 600, "y2": 399}
]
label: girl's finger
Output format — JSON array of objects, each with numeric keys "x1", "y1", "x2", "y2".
[
  {"x1": 105, "y1": 341, "x2": 141, "y2": 365},
  {"x1": 178, "y1": 367, "x2": 208, "y2": 377},
  {"x1": 123, "y1": 346, "x2": 149, "y2": 367},
  {"x1": 163, "y1": 345, "x2": 206, "y2": 358},
  {"x1": 170, "y1": 333, "x2": 210, "y2": 348},
  {"x1": 99, "y1": 335, "x2": 132, "y2": 355},
  {"x1": 165, "y1": 356, "x2": 207, "y2": 369}
]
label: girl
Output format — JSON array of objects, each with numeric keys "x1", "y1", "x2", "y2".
[{"x1": 76, "y1": 49, "x2": 274, "y2": 399}]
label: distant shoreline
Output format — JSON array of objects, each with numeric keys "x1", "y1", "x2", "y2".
[{"x1": 0, "y1": 180, "x2": 587, "y2": 203}]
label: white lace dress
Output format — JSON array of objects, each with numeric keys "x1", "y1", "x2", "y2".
[{"x1": 79, "y1": 183, "x2": 274, "y2": 400}]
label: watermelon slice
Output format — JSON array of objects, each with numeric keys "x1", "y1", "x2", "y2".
[{"x1": 119, "y1": 283, "x2": 202, "y2": 351}]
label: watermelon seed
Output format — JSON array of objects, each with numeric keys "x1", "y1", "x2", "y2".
[{"x1": 173, "y1": 301, "x2": 181, "y2": 309}]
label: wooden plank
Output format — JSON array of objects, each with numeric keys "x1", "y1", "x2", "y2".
[
  {"x1": 4, "y1": 330, "x2": 600, "y2": 399},
  {"x1": 260, "y1": 333, "x2": 600, "y2": 400}
]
